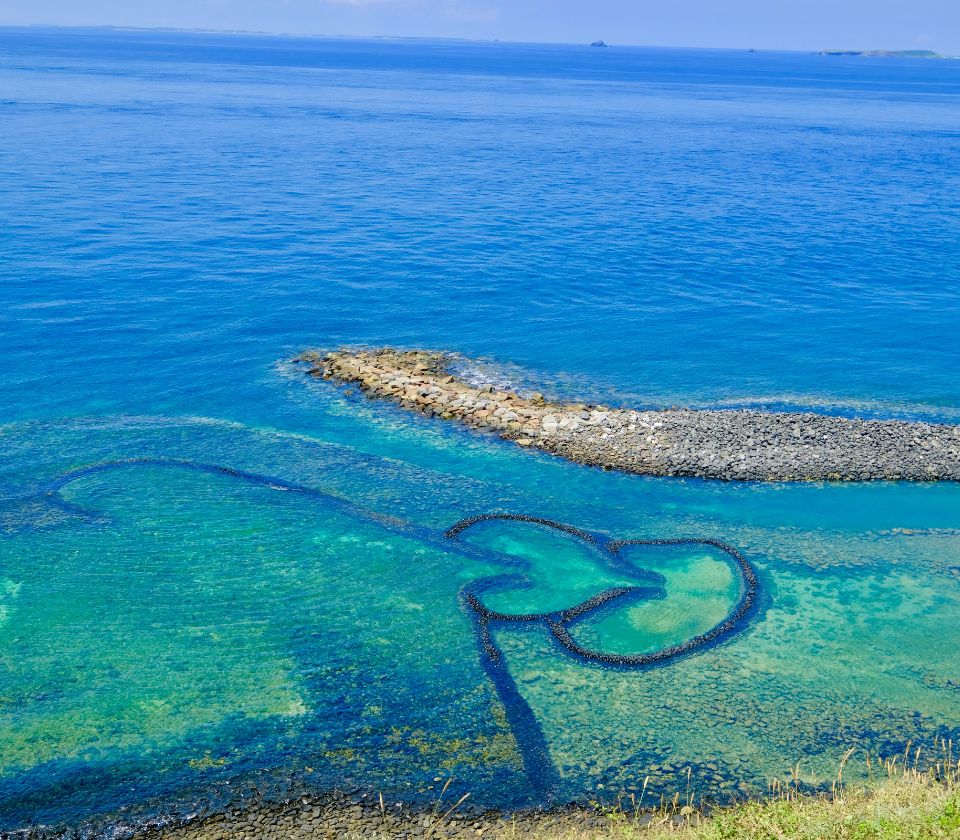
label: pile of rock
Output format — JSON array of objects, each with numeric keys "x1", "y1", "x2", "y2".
[{"x1": 296, "y1": 348, "x2": 960, "y2": 482}]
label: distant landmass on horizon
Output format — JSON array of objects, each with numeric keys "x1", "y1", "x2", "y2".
[{"x1": 818, "y1": 48, "x2": 948, "y2": 58}]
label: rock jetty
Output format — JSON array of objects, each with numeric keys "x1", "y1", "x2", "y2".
[{"x1": 296, "y1": 348, "x2": 960, "y2": 482}]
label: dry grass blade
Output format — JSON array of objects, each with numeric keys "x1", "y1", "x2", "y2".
[{"x1": 428, "y1": 791, "x2": 471, "y2": 835}]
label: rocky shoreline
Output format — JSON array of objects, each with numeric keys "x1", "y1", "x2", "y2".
[
  {"x1": 9, "y1": 791, "x2": 634, "y2": 840},
  {"x1": 295, "y1": 348, "x2": 960, "y2": 483},
  {"x1": 129, "y1": 793, "x2": 624, "y2": 840}
]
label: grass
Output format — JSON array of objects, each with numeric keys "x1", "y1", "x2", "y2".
[{"x1": 493, "y1": 742, "x2": 960, "y2": 840}]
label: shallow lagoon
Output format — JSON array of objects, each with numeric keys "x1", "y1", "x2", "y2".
[
  {"x1": 2, "y1": 416, "x2": 959, "y2": 828},
  {"x1": 1, "y1": 28, "x2": 959, "y2": 832}
]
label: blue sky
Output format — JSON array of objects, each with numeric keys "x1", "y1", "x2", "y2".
[{"x1": 0, "y1": 0, "x2": 958, "y2": 54}]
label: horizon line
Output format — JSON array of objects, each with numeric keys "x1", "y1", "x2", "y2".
[{"x1": 0, "y1": 22, "x2": 952, "y2": 58}]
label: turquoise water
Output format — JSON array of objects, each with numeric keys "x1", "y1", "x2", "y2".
[{"x1": 1, "y1": 27, "x2": 959, "y2": 832}]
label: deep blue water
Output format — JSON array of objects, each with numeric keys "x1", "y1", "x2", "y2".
[{"x1": 1, "y1": 27, "x2": 959, "y2": 833}]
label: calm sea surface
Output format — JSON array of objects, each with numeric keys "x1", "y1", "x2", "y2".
[{"x1": 1, "y1": 27, "x2": 959, "y2": 832}]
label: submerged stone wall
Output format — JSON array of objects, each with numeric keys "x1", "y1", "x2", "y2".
[{"x1": 296, "y1": 348, "x2": 960, "y2": 482}]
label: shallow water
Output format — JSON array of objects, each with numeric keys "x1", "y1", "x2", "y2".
[{"x1": 1, "y1": 28, "x2": 959, "y2": 832}]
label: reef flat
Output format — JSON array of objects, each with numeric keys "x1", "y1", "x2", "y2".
[{"x1": 296, "y1": 349, "x2": 960, "y2": 482}]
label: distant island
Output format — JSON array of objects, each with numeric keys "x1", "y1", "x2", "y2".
[
  {"x1": 819, "y1": 49, "x2": 946, "y2": 59},
  {"x1": 590, "y1": 40, "x2": 607, "y2": 47}
]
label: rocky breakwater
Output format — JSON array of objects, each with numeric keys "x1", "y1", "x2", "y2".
[{"x1": 295, "y1": 349, "x2": 960, "y2": 482}]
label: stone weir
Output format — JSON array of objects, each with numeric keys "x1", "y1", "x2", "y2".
[{"x1": 295, "y1": 348, "x2": 960, "y2": 482}]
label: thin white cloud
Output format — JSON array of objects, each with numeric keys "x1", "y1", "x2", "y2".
[
  {"x1": 324, "y1": 0, "x2": 498, "y2": 20},
  {"x1": 441, "y1": 1, "x2": 499, "y2": 23},
  {"x1": 324, "y1": 0, "x2": 410, "y2": 5}
]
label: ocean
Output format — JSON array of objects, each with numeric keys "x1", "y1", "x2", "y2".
[{"x1": 1, "y1": 26, "x2": 959, "y2": 833}]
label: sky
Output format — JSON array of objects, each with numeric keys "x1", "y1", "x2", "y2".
[{"x1": 0, "y1": 0, "x2": 958, "y2": 55}]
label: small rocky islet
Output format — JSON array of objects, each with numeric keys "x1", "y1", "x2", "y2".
[{"x1": 296, "y1": 348, "x2": 960, "y2": 483}]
